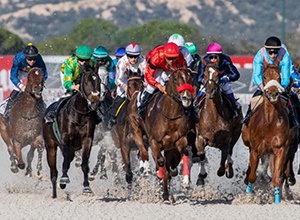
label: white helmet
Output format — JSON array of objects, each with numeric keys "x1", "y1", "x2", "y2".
[
  {"x1": 125, "y1": 43, "x2": 141, "y2": 56},
  {"x1": 168, "y1": 33, "x2": 185, "y2": 47}
]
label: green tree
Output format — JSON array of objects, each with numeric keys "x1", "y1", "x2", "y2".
[
  {"x1": 0, "y1": 27, "x2": 25, "y2": 55},
  {"x1": 37, "y1": 18, "x2": 119, "y2": 55},
  {"x1": 113, "y1": 19, "x2": 207, "y2": 54}
]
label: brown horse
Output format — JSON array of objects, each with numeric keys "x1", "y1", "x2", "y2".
[
  {"x1": 110, "y1": 69, "x2": 146, "y2": 195},
  {"x1": 0, "y1": 67, "x2": 45, "y2": 177},
  {"x1": 133, "y1": 67, "x2": 195, "y2": 202},
  {"x1": 43, "y1": 65, "x2": 101, "y2": 198},
  {"x1": 242, "y1": 59, "x2": 293, "y2": 204},
  {"x1": 195, "y1": 58, "x2": 243, "y2": 185}
]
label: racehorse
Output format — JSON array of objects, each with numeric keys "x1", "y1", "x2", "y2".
[
  {"x1": 110, "y1": 69, "x2": 147, "y2": 195},
  {"x1": 194, "y1": 58, "x2": 243, "y2": 185},
  {"x1": 43, "y1": 65, "x2": 101, "y2": 198},
  {"x1": 0, "y1": 67, "x2": 45, "y2": 177},
  {"x1": 242, "y1": 59, "x2": 293, "y2": 204},
  {"x1": 136, "y1": 67, "x2": 195, "y2": 202}
]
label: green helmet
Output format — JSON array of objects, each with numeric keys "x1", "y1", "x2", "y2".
[
  {"x1": 185, "y1": 42, "x2": 197, "y2": 55},
  {"x1": 75, "y1": 45, "x2": 92, "y2": 59},
  {"x1": 93, "y1": 46, "x2": 108, "y2": 58}
]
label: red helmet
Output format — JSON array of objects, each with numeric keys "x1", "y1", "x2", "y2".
[{"x1": 163, "y1": 42, "x2": 180, "y2": 58}]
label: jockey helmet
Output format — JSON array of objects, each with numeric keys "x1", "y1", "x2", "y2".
[
  {"x1": 24, "y1": 43, "x2": 38, "y2": 58},
  {"x1": 206, "y1": 43, "x2": 222, "y2": 54},
  {"x1": 163, "y1": 42, "x2": 180, "y2": 58},
  {"x1": 168, "y1": 33, "x2": 185, "y2": 47},
  {"x1": 265, "y1": 36, "x2": 281, "y2": 52},
  {"x1": 126, "y1": 43, "x2": 141, "y2": 56},
  {"x1": 93, "y1": 46, "x2": 108, "y2": 59},
  {"x1": 185, "y1": 42, "x2": 197, "y2": 55},
  {"x1": 75, "y1": 45, "x2": 92, "y2": 60},
  {"x1": 115, "y1": 47, "x2": 126, "y2": 57}
]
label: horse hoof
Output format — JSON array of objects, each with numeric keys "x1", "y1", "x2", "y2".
[
  {"x1": 75, "y1": 162, "x2": 81, "y2": 168},
  {"x1": 25, "y1": 171, "x2": 32, "y2": 177},
  {"x1": 163, "y1": 200, "x2": 171, "y2": 205},
  {"x1": 287, "y1": 177, "x2": 296, "y2": 186},
  {"x1": 199, "y1": 172, "x2": 207, "y2": 179},
  {"x1": 34, "y1": 170, "x2": 43, "y2": 180},
  {"x1": 99, "y1": 173, "x2": 108, "y2": 180},
  {"x1": 143, "y1": 170, "x2": 152, "y2": 177},
  {"x1": 140, "y1": 167, "x2": 144, "y2": 174},
  {"x1": 60, "y1": 176, "x2": 70, "y2": 184},
  {"x1": 169, "y1": 167, "x2": 178, "y2": 177},
  {"x1": 196, "y1": 178, "x2": 205, "y2": 186},
  {"x1": 60, "y1": 183, "x2": 67, "y2": 189},
  {"x1": 88, "y1": 174, "x2": 96, "y2": 181},
  {"x1": 18, "y1": 163, "x2": 25, "y2": 170},
  {"x1": 217, "y1": 168, "x2": 225, "y2": 177},
  {"x1": 10, "y1": 165, "x2": 19, "y2": 173},
  {"x1": 83, "y1": 186, "x2": 93, "y2": 194}
]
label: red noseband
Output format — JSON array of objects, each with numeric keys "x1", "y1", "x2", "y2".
[{"x1": 176, "y1": 83, "x2": 194, "y2": 94}]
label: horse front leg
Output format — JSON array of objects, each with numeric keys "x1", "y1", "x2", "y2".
[
  {"x1": 12, "y1": 141, "x2": 25, "y2": 170},
  {"x1": 31, "y1": 136, "x2": 44, "y2": 179},
  {"x1": 195, "y1": 135, "x2": 207, "y2": 186},
  {"x1": 81, "y1": 139, "x2": 93, "y2": 194},
  {"x1": 89, "y1": 147, "x2": 107, "y2": 181},
  {"x1": 272, "y1": 147, "x2": 287, "y2": 204},
  {"x1": 25, "y1": 145, "x2": 35, "y2": 177},
  {"x1": 149, "y1": 138, "x2": 164, "y2": 178},
  {"x1": 133, "y1": 130, "x2": 150, "y2": 176},
  {"x1": 60, "y1": 145, "x2": 73, "y2": 189},
  {"x1": 217, "y1": 144, "x2": 230, "y2": 177},
  {"x1": 120, "y1": 141, "x2": 133, "y2": 197},
  {"x1": 176, "y1": 138, "x2": 190, "y2": 187},
  {"x1": 246, "y1": 148, "x2": 259, "y2": 194},
  {"x1": 45, "y1": 141, "x2": 58, "y2": 198}
]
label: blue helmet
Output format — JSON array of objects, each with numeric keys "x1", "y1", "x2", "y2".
[{"x1": 115, "y1": 47, "x2": 126, "y2": 58}]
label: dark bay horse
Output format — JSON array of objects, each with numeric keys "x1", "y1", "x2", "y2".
[
  {"x1": 138, "y1": 67, "x2": 195, "y2": 202},
  {"x1": 0, "y1": 67, "x2": 45, "y2": 177},
  {"x1": 242, "y1": 59, "x2": 293, "y2": 204},
  {"x1": 195, "y1": 58, "x2": 243, "y2": 185},
  {"x1": 43, "y1": 65, "x2": 101, "y2": 198},
  {"x1": 110, "y1": 69, "x2": 146, "y2": 195}
]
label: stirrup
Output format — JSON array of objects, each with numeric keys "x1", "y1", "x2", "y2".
[{"x1": 107, "y1": 117, "x2": 116, "y2": 129}]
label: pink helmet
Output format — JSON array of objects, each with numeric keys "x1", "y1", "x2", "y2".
[{"x1": 206, "y1": 43, "x2": 222, "y2": 54}]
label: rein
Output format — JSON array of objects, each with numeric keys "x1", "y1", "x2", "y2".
[{"x1": 18, "y1": 98, "x2": 44, "y2": 120}]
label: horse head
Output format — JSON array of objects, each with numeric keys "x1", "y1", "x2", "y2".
[
  {"x1": 97, "y1": 67, "x2": 108, "y2": 102},
  {"x1": 126, "y1": 69, "x2": 144, "y2": 99},
  {"x1": 166, "y1": 67, "x2": 194, "y2": 108},
  {"x1": 202, "y1": 58, "x2": 220, "y2": 99},
  {"x1": 80, "y1": 65, "x2": 101, "y2": 111},
  {"x1": 262, "y1": 59, "x2": 283, "y2": 104},
  {"x1": 26, "y1": 67, "x2": 44, "y2": 99}
]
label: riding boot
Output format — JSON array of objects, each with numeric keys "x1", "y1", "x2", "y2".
[
  {"x1": 228, "y1": 93, "x2": 238, "y2": 118},
  {"x1": 241, "y1": 104, "x2": 252, "y2": 125},
  {"x1": 192, "y1": 104, "x2": 199, "y2": 123},
  {"x1": 44, "y1": 109, "x2": 57, "y2": 123},
  {"x1": 107, "y1": 96, "x2": 124, "y2": 129},
  {"x1": 3, "y1": 90, "x2": 20, "y2": 118},
  {"x1": 137, "y1": 91, "x2": 152, "y2": 119},
  {"x1": 95, "y1": 111, "x2": 102, "y2": 125},
  {"x1": 44, "y1": 96, "x2": 70, "y2": 123},
  {"x1": 288, "y1": 105, "x2": 299, "y2": 128}
]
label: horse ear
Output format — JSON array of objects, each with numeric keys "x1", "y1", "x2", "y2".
[
  {"x1": 202, "y1": 58, "x2": 208, "y2": 67},
  {"x1": 262, "y1": 59, "x2": 268, "y2": 69},
  {"x1": 295, "y1": 59, "x2": 300, "y2": 71},
  {"x1": 274, "y1": 58, "x2": 280, "y2": 67}
]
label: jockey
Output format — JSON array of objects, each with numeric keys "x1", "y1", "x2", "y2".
[
  {"x1": 107, "y1": 43, "x2": 146, "y2": 129},
  {"x1": 197, "y1": 43, "x2": 241, "y2": 117},
  {"x1": 137, "y1": 42, "x2": 188, "y2": 119},
  {"x1": 185, "y1": 42, "x2": 202, "y2": 87},
  {"x1": 242, "y1": 36, "x2": 299, "y2": 127},
  {"x1": 168, "y1": 33, "x2": 193, "y2": 68},
  {"x1": 0, "y1": 43, "x2": 48, "y2": 119},
  {"x1": 44, "y1": 45, "x2": 102, "y2": 123},
  {"x1": 92, "y1": 46, "x2": 116, "y2": 90},
  {"x1": 113, "y1": 47, "x2": 126, "y2": 66}
]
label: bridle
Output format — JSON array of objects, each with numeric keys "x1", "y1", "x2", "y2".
[{"x1": 203, "y1": 64, "x2": 220, "y2": 90}]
